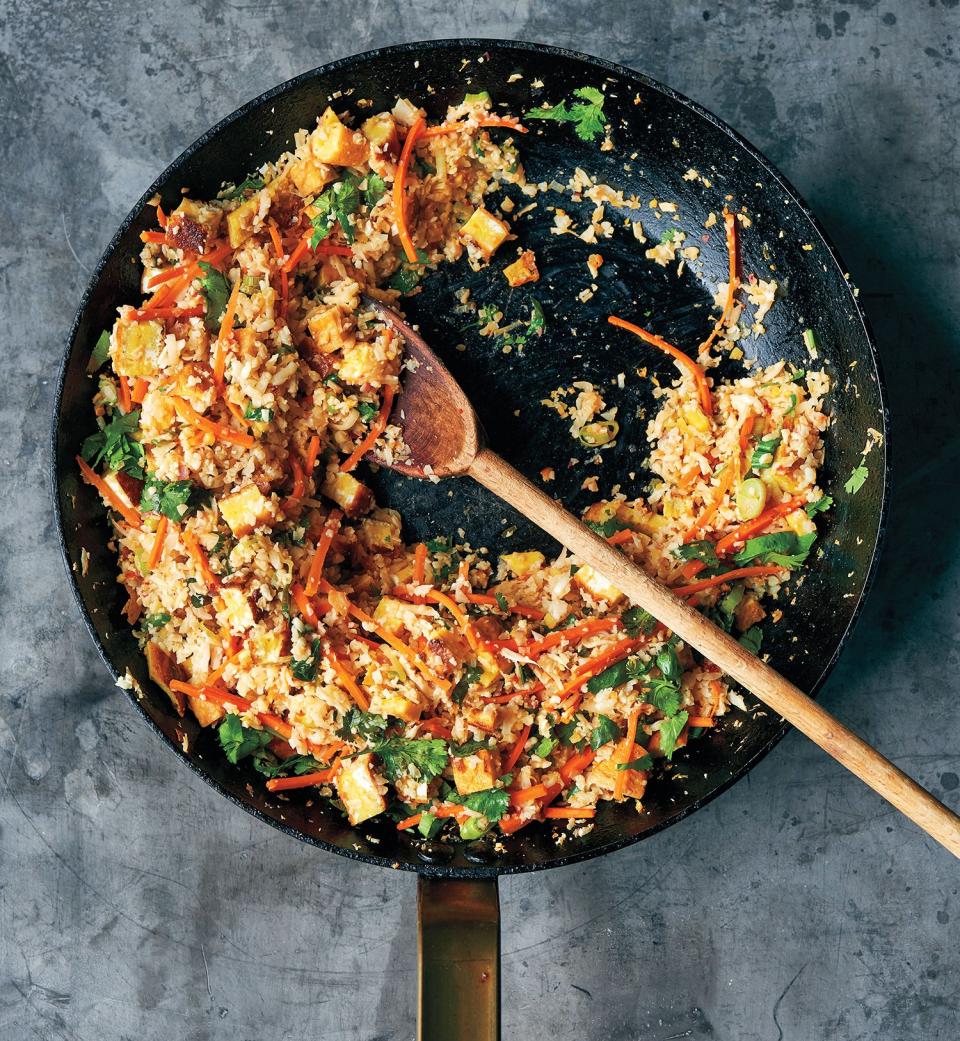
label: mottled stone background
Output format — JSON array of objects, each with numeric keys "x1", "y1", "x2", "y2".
[{"x1": 2, "y1": 1, "x2": 959, "y2": 1038}]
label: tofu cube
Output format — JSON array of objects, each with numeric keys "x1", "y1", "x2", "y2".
[
  {"x1": 500, "y1": 551, "x2": 545, "y2": 578},
  {"x1": 358, "y1": 508, "x2": 401, "y2": 550},
  {"x1": 372, "y1": 595, "x2": 435, "y2": 637},
  {"x1": 311, "y1": 108, "x2": 369, "y2": 167},
  {"x1": 460, "y1": 207, "x2": 510, "y2": 256},
  {"x1": 188, "y1": 695, "x2": 224, "y2": 727},
  {"x1": 322, "y1": 471, "x2": 373, "y2": 518},
  {"x1": 502, "y1": 250, "x2": 540, "y2": 287},
  {"x1": 146, "y1": 641, "x2": 186, "y2": 716},
  {"x1": 452, "y1": 750, "x2": 499, "y2": 796},
  {"x1": 361, "y1": 113, "x2": 399, "y2": 157},
  {"x1": 307, "y1": 306, "x2": 353, "y2": 354},
  {"x1": 337, "y1": 341, "x2": 388, "y2": 385},
  {"x1": 226, "y1": 194, "x2": 260, "y2": 249},
  {"x1": 116, "y1": 320, "x2": 164, "y2": 378},
  {"x1": 251, "y1": 624, "x2": 286, "y2": 664},
  {"x1": 336, "y1": 753, "x2": 386, "y2": 825},
  {"x1": 218, "y1": 587, "x2": 255, "y2": 633},
  {"x1": 172, "y1": 197, "x2": 223, "y2": 240},
  {"x1": 591, "y1": 745, "x2": 649, "y2": 800},
  {"x1": 573, "y1": 563, "x2": 625, "y2": 605},
  {"x1": 369, "y1": 689, "x2": 423, "y2": 723},
  {"x1": 288, "y1": 157, "x2": 336, "y2": 197},
  {"x1": 219, "y1": 484, "x2": 275, "y2": 537}
]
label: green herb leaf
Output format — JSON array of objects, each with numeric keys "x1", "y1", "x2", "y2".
[
  {"x1": 674, "y1": 540, "x2": 719, "y2": 567},
  {"x1": 142, "y1": 612, "x2": 171, "y2": 631},
  {"x1": 197, "y1": 262, "x2": 231, "y2": 330},
  {"x1": 87, "y1": 330, "x2": 111, "y2": 373},
  {"x1": 220, "y1": 177, "x2": 265, "y2": 200},
  {"x1": 291, "y1": 638, "x2": 321, "y2": 682},
  {"x1": 527, "y1": 86, "x2": 607, "y2": 142},
  {"x1": 655, "y1": 643, "x2": 682, "y2": 684},
  {"x1": 218, "y1": 714, "x2": 273, "y2": 765},
  {"x1": 750, "y1": 433, "x2": 782, "y2": 471},
  {"x1": 617, "y1": 754, "x2": 653, "y2": 772},
  {"x1": 140, "y1": 472, "x2": 195, "y2": 521},
  {"x1": 244, "y1": 404, "x2": 273, "y2": 423},
  {"x1": 373, "y1": 737, "x2": 448, "y2": 782},
  {"x1": 337, "y1": 708, "x2": 390, "y2": 743},
  {"x1": 586, "y1": 517, "x2": 628, "y2": 538},
  {"x1": 734, "y1": 531, "x2": 816, "y2": 569},
  {"x1": 458, "y1": 787, "x2": 510, "y2": 822},
  {"x1": 494, "y1": 591, "x2": 509, "y2": 613},
  {"x1": 451, "y1": 662, "x2": 483, "y2": 706},
  {"x1": 387, "y1": 247, "x2": 430, "y2": 293},
  {"x1": 189, "y1": 593, "x2": 207, "y2": 608},
  {"x1": 657, "y1": 711, "x2": 689, "y2": 760},
  {"x1": 451, "y1": 738, "x2": 490, "y2": 757},
  {"x1": 357, "y1": 400, "x2": 379, "y2": 423},
  {"x1": 739, "y1": 626, "x2": 763, "y2": 655},
  {"x1": 363, "y1": 172, "x2": 387, "y2": 208},
  {"x1": 589, "y1": 714, "x2": 620, "y2": 750},
  {"x1": 644, "y1": 678, "x2": 682, "y2": 718},
  {"x1": 310, "y1": 174, "x2": 361, "y2": 246},
  {"x1": 845, "y1": 464, "x2": 869, "y2": 495},
  {"x1": 622, "y1": 606, "x2": 657, "y2": 637},
  {"x1": 80, "y1": 409, "x2": 145, "y2": 479},
  {"x1": 805, "y1": 494, "x2": 834, "y2": 517},
  {"x1": 586, "y1": 660, "x2": 630, "y2": 694},
  {"x1": 556, "y1": 719, "x2": 582, "y2": 747}
]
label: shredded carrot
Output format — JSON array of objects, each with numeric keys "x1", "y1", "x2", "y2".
[
  {"x1": 156, "y1": 203, "x2": 167, "y2": 228},
  {"x1": 522, "y1": 617, "x2": 621, "y2": 658},
  {"x1": 684, "y1": 464, "x2": 735, "y2": 542},
  {"x1": 172, "y1": 397, "x2": 255, "y2": 449},
  {"x1": 421, "y1": 116, "x2": 528, "y2": 138},
  {"x1": 394, "y1": 116, "x2": 426, "y2": 263},
  {"x1": 213, "y1": 274, "x2": 242, "y2": 387},
  {"x1": 257, "y1": 711, "x2": 293, "y2": 740},
  {"x1": 715, "y1": 497, "x2": 805, "y2": 557},
  {"x1": 498, "y1": 815, "x2": 530, "y2": 835},
  {"x1": 291, "y1": 582, "x2": 320, "y2": 627},
  {"x1": 144, "y1": 266, "x2": 185, "y2": 289},
  {"x1": 326, "y1": 650, "x2": 371, "y2": 711},
  {"x1": 117, "y1": 375, "x2": 132, "y2": 414},
  {"x1": 397, "y1": 813, "x2": 423, "y2": 831},
  {"x1": 304, "y1": 509, "x2": 343, "y2": 597},
  {"x1": 266, "y1": 760, "x2": 342, "y2": 791},
  {"x1": 146, "y1": 516, "x2": 169, "y2": 570},
  {"x1": 140, "y1": 230, "x2": 168, "y2": 244},
  {"x1": 607, "y1": 528, "x2": 635, "y2": 546},
  {"x1": 613, "y1": 709, "x2": 641, "y2": 801},
  {"x1": 482, "y1": 685, "x2": 543, "y2": 704},
  {"x1": 739, "y1": 414, "x2": 756, "y2": 455},
  {"x1": 169, "y1": 680, "x2": 248, "y2": 711},
  {"x1": 558, "y1": 637, "x2": 641, "y2": 709},
  {"x1": 340, "y1": 384, "x2": 395, "y2": 473},
  {"x1": 510, "y1": 782, "x2": 548, "y2": 806},
  {"x1": 608, "y1": 314, "x2": 713, "y2": 416},
  {"x1": 131, "y1": 304, "x2": 205, "y2": 322},
  {"x1": 463, "y1": 592, "x2": 544, "y2": 620},
  {"x1": 558, "y1": 748, "x2": 596, "y2": 783},
  {"x1": 698, "y1": 207, "x2": 740, "y2": 355},
  {"x1": 412, "y1": 543, "x2": 427, "y2": 585},
  {"x1": 687, "y1": 715, "x2": 717, "y2": 728},
  {"x1": 303, "y1": 434, "x2": 321, "y2": 480},
  {"x1": 543, "y1": 807, "x2": 596, "y2": 820},
  {"x1": 130, "y1": 377, "x2": 149, "y2": 405},
  {"x1": 672, "y1": 565, "x2": 787, "y2": 597},
  {"x1": 281, "y1": 235, "x2": 311, "y2": 274},
  {"x1": 503, "y1": 723, "x2": 532, "y2": 774},
  {"x1": 267, "y1": 222, "x2": 284, "y2": 263},
  {"x1": 425, "y1": 589, "x2": 481, "y2": 653},
  {"x1": 290, "y1": 455, "x2": 306, "y2": 500},
  {"x1": 75, "y1": 455, "x2": 141, "y2": 528},
  {"x1": 180, "y1": 529, "x2": 220, "y2": 590}
]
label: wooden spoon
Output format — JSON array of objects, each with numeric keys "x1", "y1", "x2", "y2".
[{"x1": 363, "y1": 297, "x2": 960, "y2": 858}]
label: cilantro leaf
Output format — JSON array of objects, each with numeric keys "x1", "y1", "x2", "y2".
[
  {"x1": 674, "y1": 540, "x2": 719, "y2": 567},
  {"x1": 357, "y1": 400, "x2": 378, "y2": 423},
  {"x1": 140, "y1": 473, "x2": 195, "y2": 521},
  {"x1": 310, "y1": 175, "x2": 361, "y2": 246},
  {"x1": 529, "y1": 298, "x2": 546, "y2": 337},
  {"x1": 586, "y1": 517, "x2": 628, "y2": 538},
  {"x1": 750, "y1": 433, "x2": 781, "y2": 471},
  {"x1": 655, "y1": 642, "x2": 682, "y2": 684},
  {"x1": 220, "y1": 177, "x2": 265, "y2": 200},
  {"x1": 218, "y1": 714, "x2": 272, "y2": 765},
  {"x1": 556, "y1": 720, "x2": 582, "y2": 747},
  {"x1": 142, "y1": 612, "x2": 171, "y2": 631},
  {"x1": 291, "y1": 638, "x2": 321, "y2": 681},
  {"x1": 644, "y1": 678, "x2": 682, "y2": 718},
  {"x1": 337, "y1": 708, "x2": 390, "y2": 743},
  {"x1": 739, "y1": 626, "x2": 763, "y2": 655},
  {"x1": 586, "y1": 660, "x2": 630, "y2": 694},
  {"x1": 657, "y1": 711, "x2": 689, "y2": 760},
  {"x1": 455, "y1": 787, "x2": 510, "y2": 823},
  {"x1": 387, "y1": 248, "x2": 430, "y2": 293},
  {"x1": 373, "y1": 737, "x2": 448, "y2": 782},
  {"x1": 734, "y1": 531, "x2": 816, "y2": 569},
  {"x1": 451, "y1": 662, "x2": 483, "y2": 706},
  {"x1": 589, "y1": 715, "x2": 620, "y2": 750},
  {"x1": 845, "y1": 464, "x2": 869, "y2": 495},
  {"x1": 494, "y1": 591, "x2": 509, "y2": 613},
  {"x1": 81, "y1": 409, "x2": 145, "y2": 479},
  {"x1": 805, "y1": 495, "x2": 833, "y2": 517},
  {"x1": 244, "y1": 404, "x2": 273, "y2": 423},
  {"x1": 87, "y1": 330, "x2": 111, "y2": 373},
  {"x1": 527, "y1": 86, "x2": 607, "y2": 142},
  {"x1": 451, "y1": 738, "x2": 491, "y2": 757},
  {"x1": 363, "y1": 173, "x2": 387, "y2": 208},
  {"x1": 617, "y1": 754, "x2": 653, "y2": 772},
  {"x1": 622, "y1": 606, "x2": 657, "y2": 637},
  {"x1": 197, "y1": 262, "x2": 231, "y2": 330}
]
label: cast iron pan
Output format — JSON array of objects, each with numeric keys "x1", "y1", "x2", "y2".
[{"x1": 52, "y1": 40, "x2": 888, "y2": 1038}]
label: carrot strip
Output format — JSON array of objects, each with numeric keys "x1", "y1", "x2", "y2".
[
  {"x1": 213, "y1": 274, "x2": 242, "y2": 387},
  {"x1": 266, "y1": 760, "x2": 342, "y2": 791},
  {"x1": 543, "y1": 807, "x2": 596, "y2": 820},
  {"x1": 340, "y1": 384, "x2": 395, "y2": 473},
  {"x1": 304, "y1": 434, "x2": 321, "y2": 480},
  {"x1": 559, "y1": 748, "x2": 595, "y2": 783},
  {"x1": 482, "y1": 685, "x2": 543, "y2": 704},
  {"x1": 463, "y1": 592, "x2": 544, "y2": 620},
  {"x1": 140, "y1": 230, "x2": 168, "y2": 243},
  {"x1": 325, "y1": 650, "x2": 371, "y2": 711},
  {"x1": 607, "y1": 528, "x2": 635, "y2": 546},
  {"x1": 426, "y1": 589, "x2": 481, "y2": 653},
  {"x1": 267, "y1": 222, "x2": 284, "y2": 263},
  {"x1": 117, "y1": 376, "x2": 132, "y2": 414},
  {"x1": 714, "y1": 497, "x2": 805, "y2": 557},
  {"x1": 412, "y1": 543, "x2": 427, "y2": 585},
  {"x1": 130, "y1": 377, "x2": 150, "y2": 405},
  {"x1": 172, "y1": 397, "x2": 255, "y2": 449},
  {"x1": 291, "y1": 582, "x2": 320, "y2": 628},
  {"x1": 522, "y1": 617, "x2": 621, "y2": 658},
  {"x1": 146, "y1": 516, "x2": 169, "y2": 570},
  {"x1": 608, "y1": 314, "x2": 713, "y2": 416},
  {"x1": 509, "y1": 782, "x2": 548, "y2": 806},
  {"x1": 687, "y1": 715, "x2": 717, "y2": 728},
  {"x1": 75, "y1": 455, "x2": 141, "y2": 528},
  {"x1": 558, "y1": 637, "x2": 641, "y2": 704},
  {"x1": 169, "y1": 680, "x2": 248, "y2": 711},
  {"x1": 180, "y1": 529, "x2": 220, "y2": 590},
  {"x1": 684, "y1": 464, "x2": 735, "y2": 542},
  {"x1": 698, "y1": 207, "x2": 740, "y2": 355},
  {"x1": 418, "y1": 718, "x2": 454, "y2": 740},
  {"x1": 394, "y1": 117, "x2": 426, "y2": 263},
  {"x1": 397, "y1": 813, "x2": 422, "y2": 831},
  {"x1": 257, "y1": 711, "x2": 293, "y2": 740},
  {"x1": 281, "y1": 236, "x2": 311, "y2": 274},
  {"x1": 613, "y1": 709, "x2": 641, "y2": 801},
  {"x1": 739, "y1": 414, "x2": 756, "y2": 455},
  {"x1": 304, "y1": 509, "x2": 343, "y2": 597},
  {"x1": 156, "y1": 204, "x2": 167, "y2": 228},
  {"x1": 503, "y1": 723, "x2": 532, "y2": 774},
  {"x1": 672, "y1": 565, "x2": 787, "y2": 597},
  {"x1": 144, "y1": 266, "x2": 184, "y2": 289}
]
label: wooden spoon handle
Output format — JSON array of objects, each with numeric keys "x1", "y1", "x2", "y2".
[{"x1": 468, "y1": 447, "x2": 960, "y2": 858}]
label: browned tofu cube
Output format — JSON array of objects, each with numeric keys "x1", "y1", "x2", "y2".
[
  {"x1": 361, "y1": 113, "x2": 399, "y2": 157},
  {"x1": 322, "y1": 471, "x2": 373, "y2": 518},
  {"x1": 460, "y1": 207, "x2": 510, "y2": 256},
  {"x1": 572, "y1": 563, "x2": 625, "y2": 605},
  {"x1": 336, "y1": 753, "x2": 387, "y2": 825},
  {"x1": 219, "y1": 484, "x2": 276, "y2": 537},
  {"x1": 226, "y1": 194, "x2": 260, "y2": 249},
  {"x1": 115, "y1": 320, "x2": 164, "y2": 378},
  {"x1": 452, "y1": 749, "x2": 499, "y2": 796},
  {"x1": 370, "y1": 689, "x2": 423, "y2": 723},
  {"x1": 289, "y1": 156, "x2": 336, "y2": 197},
  {"x1": 146, "y1": 641, "x2": 186, "y2": 716},
  {"x1": 188, "y1": 695, "x2": 224, "y2": 727},
  {"x1": 311, "y1": 108, "x2": 369, "y2": 167},
  {"x1": 218, "y1": 587, "x2": 255, "y2": 632},
  {"x1": 591, "y1": 744, "x2": 649, "y2": 800},
  {"x1": 307, "y1": 307, "x2": 353, "y2": 354},
  {"x1": 502, "y1": 250, "x2": 540, "y2": 287}
]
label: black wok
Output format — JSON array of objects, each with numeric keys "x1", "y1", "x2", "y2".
[{"x1": 52, "y1": 40, "x2": 889, "y2": 1039}]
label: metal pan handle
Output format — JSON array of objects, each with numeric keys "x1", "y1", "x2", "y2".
[{"x1": 418, "y1": 877, "x2": 500, "y2": 1041}]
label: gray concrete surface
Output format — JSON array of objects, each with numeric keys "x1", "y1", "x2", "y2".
[{"x1": 2, "y1": 1, "x2": 959, "y2": 1038}]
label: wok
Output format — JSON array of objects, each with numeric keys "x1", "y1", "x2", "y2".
[{"x1": 52, "y1": 40, "x2": 889, "y2": 1038}]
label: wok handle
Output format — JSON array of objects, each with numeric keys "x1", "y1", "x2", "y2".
[
  {"x1": 418, "y1": 877, "x2": 500, "y2": 1041},
  {"x1": 468, "y1": 446, "x2": 960, "y2": 859}
]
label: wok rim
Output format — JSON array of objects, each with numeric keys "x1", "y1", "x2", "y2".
[{"x1": 51, "y1": 37, "x2": 891, "y2": 878}]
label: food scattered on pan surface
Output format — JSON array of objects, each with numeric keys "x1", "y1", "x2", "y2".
[{"x1": 79, "y1": 89, "x2": 836, "y2": 845}]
